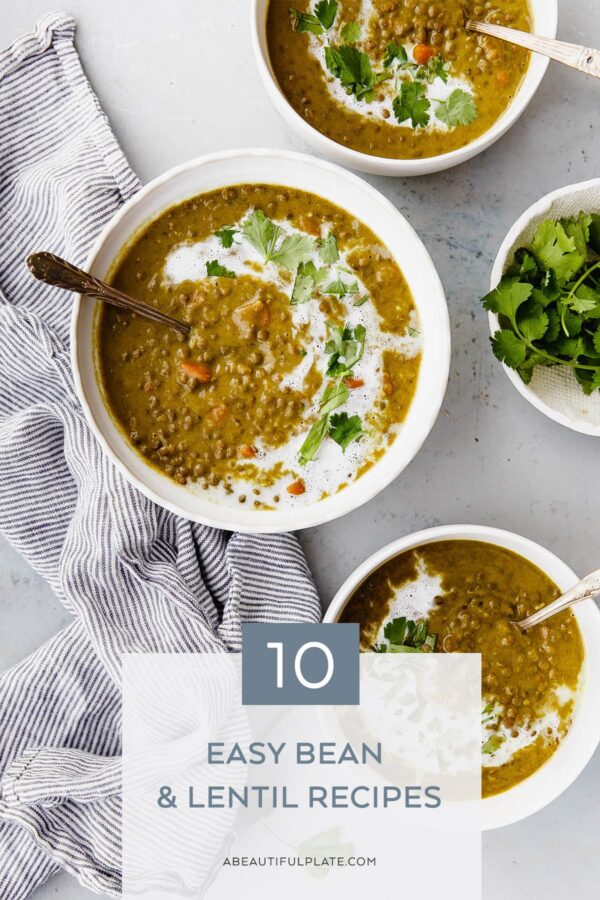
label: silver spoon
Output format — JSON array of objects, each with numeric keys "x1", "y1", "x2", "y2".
[
  {"x1": 466, "y1": 20, "x2": 600, "y2": 79},
  {"x1": 514, "y1": 568, "x2": 600, "y2": 632},
  {"x1": 27, "y1": 252, "x2": 191, "y2": 336}
]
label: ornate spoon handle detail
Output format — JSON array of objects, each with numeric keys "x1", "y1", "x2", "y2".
[
  {"x1": 467, "y1": 21, "x2": 600, "y2": 79},
  {"x1": 514, "y1": 568, "x2": 600, "y2": 632},
  {"x1": 27, "y1": 252, "x2": 191, "y2": 335}
]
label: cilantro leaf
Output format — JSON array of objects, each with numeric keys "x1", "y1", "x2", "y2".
[
  {"x1": 519, "y1": 312, "x2": 549, "y2": 343},
  {"x1": 329, "y1": 412, "x2": 364, "y2": 450},
  {"x1": 271, "y1": 232, "x2": 316, "y2": 269},
  {"x1": 298, "y1": 377, "x2": 349, "y2": 464},
  {"x1": 242, "y1": 209, "x2": 284, "y2": 259},
  {"x1": 325, "y1": 323, "x2": 365, "y2": 376},
  {"x1": 290, "y1": 9, "x2": 324, "y2": 34},
  {"x1": 206, "y1": 260, "x2": 236, "y2": 278},
  {"x1": 291, "y1": 260, "x2": 327, "y2": 304},
  {"x1": 325, "y1": 44, "x2": 387, "y2": 101},
  {"x1": 323, "y1": 276, "x2": 359, "y2": 296},
  {"x1": 377, "y1": 617, "x2": 436, "y2": 652},
  {"x1": 298, "y1": 415, "x2": 330, "y2": 464},
  {"x1": 436, "y1": 89, "x2": 478, "y2": 127},
  {"x1": 531, "y1": 220, "x2": 586, "y2": 286},
  {"x1": 215, "y1": 227, "x2": 237, "y2": 248},
  {"x1": 242, "y1": 210, "x2": 315, "y2": 269},
  {"x1": 417, "y1": 55, "x2": 450, "y2": 84},
  {"x1": 482, "y1": 277, "x2": 533, "y2": 325},
  {"x1": 482, "y1": 734, "x2": 505, "y2": 755},
  {"x1": 341, "y1": 20, "x2": 360, "y2": 43},
  {"x1": 315, "y1": 0, "x2": 338, "y2": 29},
  {"x1": 290, "y1": 0, "x2": 337, "y2": 34},
  {"x1": 383, "y1": 41, "x2": 408, "y2": 67},
  {"x1": 393, "y1": 81, "x2": 430, "y2": 128},
  {"x1": 318, "y1": 232, "x2": 339, "y2": 264},
  {"x1": 491, "y1": 330, "x2": 527, "y2": 369}
]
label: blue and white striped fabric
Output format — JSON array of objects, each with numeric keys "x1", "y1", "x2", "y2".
[{"x1": 0, "y1": 13, "x2": 321, "y2": 898}]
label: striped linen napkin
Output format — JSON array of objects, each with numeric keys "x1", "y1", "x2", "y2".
[{"x1": 0, "y1": 13, "x2": 321, "y2": 898}]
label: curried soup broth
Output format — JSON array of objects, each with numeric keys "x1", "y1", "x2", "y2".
[
  {"x1": 266, "y1": 0, "x2": 531, "y2": 159},
  {"x1": 340, "y1": 540, "x2": 584, "y2": 796},
  {"x1": 95, "y1": 184, "x2": 421, "y2": 509}
]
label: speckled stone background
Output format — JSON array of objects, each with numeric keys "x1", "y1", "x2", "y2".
[{"x1": 1, "y1": 2, "x2": 599, "y2": 897}]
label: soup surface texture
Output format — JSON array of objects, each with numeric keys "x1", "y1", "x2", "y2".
[
  {"x1": 95, "y1": 184, "x2": 421, "y2": 509},
  {"x1": 340, "y1": 540, "x2": 584, "y2": 796},
  {"x1": 266, "y1": 0, "x2": 531, "y2": 159}
]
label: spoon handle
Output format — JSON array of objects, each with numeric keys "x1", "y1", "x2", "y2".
[
  {"x1": 467, "y1": 21, "x2": 600, "y2": 79},
  {"x1": 27, "y1": 252, "x2": 191, "y2": 335},
  {"x1": 515, "y1": 568, "x2": 600, "y2": 632}
]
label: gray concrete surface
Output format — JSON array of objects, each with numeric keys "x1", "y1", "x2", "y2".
[{"x1": 1, "y1": 1, "x2": 599, "y2": 897}]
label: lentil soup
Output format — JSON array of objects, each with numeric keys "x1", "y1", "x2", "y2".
[
  {"x1": 340, "y1": 540, "x2": 584, "y2": 796},
  {"x1": 95, "y1": 184, "x2": 421, "y2": 510},
  {"x1": 266, "y1": 0, "x2": 531, "y2": 159}
]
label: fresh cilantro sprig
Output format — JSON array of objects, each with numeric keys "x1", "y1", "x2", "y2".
[
  {"x1": 242, "y1": 209, "x2": 315, "y2": 270},
  {"x1": 393, "y1": 81, "x2": 430, "y2": 129},
  {"x1": 298, "y1": 322, "x2": 366, "y2": 463},
  {"x1": 483, "y1": 211, "x2": 600, "y2": 394},
  {"x1": 290, "y1": 0, "x2": 338, "y2": 34},
  {"x1": 325, "y1": 43, "x2": 389, "y2": 102},
  {"x1": 373, "y1": 617, "x2": 437, "y2": 653}
]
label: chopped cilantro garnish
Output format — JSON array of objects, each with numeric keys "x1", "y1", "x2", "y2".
[
  {"x1": 393, "y1": 81, "x2": 430, "y2": 128},
  {"x1": 329, "y1": 412, "x2": 364, "y2": 450},
  {"x1": 291, "y1": 260, "x2": 328, "y2": 304},
  {"x1": 242, "y1": 210, "x2": 315, "y2": 270},
  {"x1": 482, "y1": 212, "x2": 600, "y2": 393},
  {"x1": 417, "y1": 54, "x2": 450, "y2": 84},
  {"x1": 323, "y1": 275, "x2": 359, "y2": 296},
  {"x1": 325, "y1": 44, "x2": 389, "y2": 101},
  {"x1": 290, "y1": 0, "x2": 338, "y2": 34},
  {"x1": 318, "y1": 232, "x2": 339, "y2": 264},
  {"x1": 325, "y1": 323, "x2": 365, "y2": 376},
  {"x1": 215, "y1": 226, "x2": 237, "y2": 248},
  {"x1": 383, "y1": 41, "x2": 408, "y2": 67},
  {"x1": 353, "y1": 295, "x2": 369, "y2": 307},
  {"x1": 373, "y1": 617, "x2": 437, "y2": 653},
  {"x1": 436, "y1": 89, "x2": 478, "y2": 127},
  {"x1": 482, "y1": 734, "x2": 505, "y2": 755},
  {"x1": 206, "y1": 260, "x2": 236, "y2": 278}
]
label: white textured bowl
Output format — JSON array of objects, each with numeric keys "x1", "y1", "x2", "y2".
[
  {"x1": 490, "y1": 178, "x2": 600, "y2": 436},
  {"x1": 324, "y1": 524, "x2": 600, "y2": 829},
  {"x1": 251, "y1": 0, "x2": 557, "y2": 177},
  {"x1": 71, "y1": 149, "x2": 450, "y2": 533}
]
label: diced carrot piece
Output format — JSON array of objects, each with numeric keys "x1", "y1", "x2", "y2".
[
  {"x1": 496, "y1": 70, "x2": 510, "y2": 85},
  {"x1": 345, "y1": 377, "x2": 365, "y2": 389},
  {"x1": 287, "y1": 479, "x2": 306, "y2": 496},
  {"x1": 413, "y1": 43, "x2": 436, "y2": 65},
  {"x1": 180, "y1": 361, "x2": 212, "y2": 382},
  {"x1": 239, "y1": 445, "x2": 257, "y2": 459},
  {"x1": 143, "y1": 381, "x2": 156, "y2": 393},
  {"x1": 210, "y1": 404, "x2": 228, "y2": 424}
]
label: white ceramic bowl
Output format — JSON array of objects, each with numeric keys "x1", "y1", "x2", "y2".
[
  {"x1": 324, "y1": 524, "x2": 600, "y2": 829},
  {"x1": 251, "y1": 0, "x2": 557, "y2": 177},
  {"x1": 71, "y1": 149, "x2": 450, "y2": 533},
  {"x1": 490, "y1": 178, "x2": 600, "y2": 436}
]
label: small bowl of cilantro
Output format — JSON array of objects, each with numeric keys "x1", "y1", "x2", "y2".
[{"x1": 485, "y1": 179, "x2": 600, "y2": 435}]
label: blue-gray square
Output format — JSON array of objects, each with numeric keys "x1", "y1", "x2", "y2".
[{"x1": 242, "y1": 623, "x2": 360, "y2": 706}]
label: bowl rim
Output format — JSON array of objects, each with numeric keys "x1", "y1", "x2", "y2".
[
  {"x1": 323, "y1": 523, "x2": 600, "y2": 829},
  {"x1": 70, "y1": 147, "x2": 450, "y2": 533},
  {"x1": 250, "y1": 0, "x2": 558, "y2": 177},
  {"x1": 489, "y1": 177, "x2": 600, "y2": 437}
]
